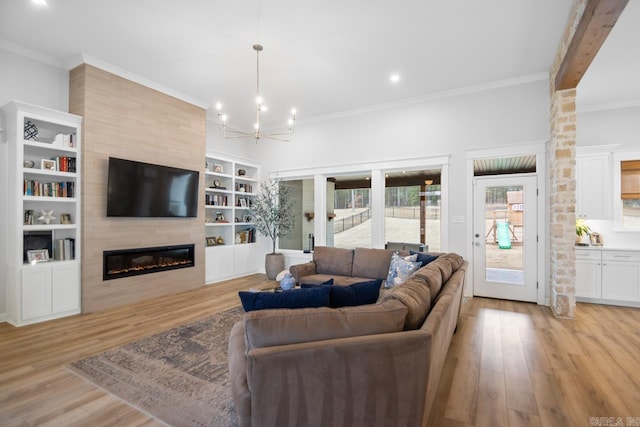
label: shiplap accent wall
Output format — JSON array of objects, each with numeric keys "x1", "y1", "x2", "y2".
[{"x1": 69, "y1": 64, "x2": 206, "y2": 313}]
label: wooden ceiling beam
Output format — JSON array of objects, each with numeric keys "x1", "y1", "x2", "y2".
[{"x1": 555, "y1": 0, "x2": 629, "y2": 90}]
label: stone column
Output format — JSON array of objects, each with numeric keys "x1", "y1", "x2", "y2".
[{"x1": 549, "y1": 88, "x2": 577, "y2": 318}]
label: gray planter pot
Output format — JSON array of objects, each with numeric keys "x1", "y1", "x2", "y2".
[{"x1": 265, "y1": 253, "x2": 284, "y2": 280}]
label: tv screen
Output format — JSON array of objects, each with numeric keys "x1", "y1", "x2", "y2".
[{"x1": 107, "y1": 157, "x2": 199, "y2": 218}]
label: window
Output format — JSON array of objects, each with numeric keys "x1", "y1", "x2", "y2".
[
  {"x1": 278, "y1": 179, "x2": 314, "y2": 250},
  {"x1": 330, "y1": 183, "x2": 372, "y2": 249},
  {"x1": 621, "y1": 160, "x2": 640, "y2": 227}
]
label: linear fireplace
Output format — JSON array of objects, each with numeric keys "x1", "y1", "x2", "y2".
[{"x1": 103, "y1": 244, "x2": 195, "y2": 281}]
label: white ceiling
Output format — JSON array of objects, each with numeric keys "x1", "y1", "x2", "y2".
[{"x1": 1, "y1": 0, "x2": 638, "y2": 128}]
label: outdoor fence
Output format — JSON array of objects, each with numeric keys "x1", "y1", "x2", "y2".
[
  {"x1": 334, "y1": 208, "x2": 371, "y2": 233},
  {"x1": 334, "y1": 206, "x2": 441, "y2": 234}
]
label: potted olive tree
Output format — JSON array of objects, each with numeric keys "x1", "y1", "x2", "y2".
[{"x1": 250, "y1": 179, "x2": 294, "y2": 279}]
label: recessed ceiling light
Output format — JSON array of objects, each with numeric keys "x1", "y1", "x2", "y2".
[
  {"x1": 390, "y1": 73, "x2": 400, "y2": 83},
  {"x1": 32, "y1": 0, "x2": 47, "y2": 5}
]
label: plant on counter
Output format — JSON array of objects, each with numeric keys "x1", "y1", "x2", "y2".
[{"x1": 576, "y1": 218, "x2": 591, "y2": 237}]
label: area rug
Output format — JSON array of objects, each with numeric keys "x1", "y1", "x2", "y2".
[{"x1": 68, "y1": 306, "x2": 245, "y2": 427}]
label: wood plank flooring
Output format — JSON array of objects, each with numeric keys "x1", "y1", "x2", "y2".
[{"x1": 1, "y1": 275, "x2": 639, "y2": 426}]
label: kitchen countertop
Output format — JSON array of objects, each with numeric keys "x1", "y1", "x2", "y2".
[{"x1": 575, "y1": 245, "x2": 640, "y2": 252}]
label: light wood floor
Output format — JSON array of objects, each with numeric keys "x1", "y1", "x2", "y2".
[{"x1": 1, "y1": 275, "x2": 639, "y2": 427}]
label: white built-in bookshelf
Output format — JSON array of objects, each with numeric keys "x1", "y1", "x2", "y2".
[
  {"x1": 1, "y1": 101, "x2": 82, "y2": 326},
  {"x1": 204, "y1": 154, "x2": 261, "y2": 283}
]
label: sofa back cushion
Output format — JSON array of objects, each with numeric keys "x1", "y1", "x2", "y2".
[
  {"x1": 413, "y1": 264, "x2": 443, "y2": 303},
  {"x1": 352, "y1": 248, "x2": 394, "y2": 279},
  {"x1": 380, "y1": 278, "x2": 431, "y2": 330},
  {"x1": 244, "y1": 299, "x2": 408, "y2": 350},
  {"x1": 313, "y1": 246, "x2": 354, "y2": 277}
]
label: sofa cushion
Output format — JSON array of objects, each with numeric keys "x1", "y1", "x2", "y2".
[
  {"x1": 443, "y1": 252, "x2": 464, "y2": 271},
  {"x1": 352, "y1": 248, "x2": 394, "y2": 279},
  {"x1": 413, "y1": 264, "x2": 443, "y2": 303},
  {"x1": 238, "y1": 286, "x2": 330, "y2": 312},
  {"x1": 243, "y1": 299, "x2": 408, "y2": 350},
  {"x1": 410, "y1": 250, "x2": 439, "y2": 267},
  {"x1": 299, "y1": 274, "x2": 372, "y2": 286},
  {"x1": 432, "y1": 256, "x2": 454, "y2": 284},
  {"x1": 380, "y1": 278, "x2": 431, "y2": 330},
  {"x1": 313, "y1": 246, "x2": 354, "y2": 277}
]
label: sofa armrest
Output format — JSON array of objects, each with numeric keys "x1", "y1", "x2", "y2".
[
  {"x1": 289, "y1": 261, "x2": 317, "y2": 283},
  {"x1": 246, "y1": 330, "x2": 431, "y2": 427},
  {"x1": 228, "y1": 320, "x2": 251, "y2": 427}
]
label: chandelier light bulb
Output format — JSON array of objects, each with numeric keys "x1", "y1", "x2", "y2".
[
  {"x1": 254, "y1": 123, "x2": 260, "y2": 130},
  {"x1": 215, "y1": 102, "x2": 222, "y2": 111},
  {"x1": 256, "y1": 95, "x2": 263, "y2": 105},
  {"x1": 221, "y1": 114, "x2": 228, "y2": 122},
  {"x1": 291, "y1": 108, "x2": 297, "y2": 115},
  {"x1": 288, "y1": 118, "x2": 294, "y2": 126},
  {"x1": 261, "y1": 105, "x2": 268, "y2": 112}
]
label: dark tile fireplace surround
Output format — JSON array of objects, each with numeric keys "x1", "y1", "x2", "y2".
[{"x1": 103, "y1": 244, "x2": 195, "y2": 281}]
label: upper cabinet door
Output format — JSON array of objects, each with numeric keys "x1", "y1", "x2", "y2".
[{"x1": 576, "y1": 153, "x2": 611, "y2": 219}]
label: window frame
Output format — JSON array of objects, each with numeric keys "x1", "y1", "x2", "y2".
[{"x1": 613, "y1": 150, "x2": 640, "y2": 232}]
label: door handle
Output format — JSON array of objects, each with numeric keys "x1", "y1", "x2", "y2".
[{"x1": 475, "y1": 242, "x2": 480, "y2": 246}]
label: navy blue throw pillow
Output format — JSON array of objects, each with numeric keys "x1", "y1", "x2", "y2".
[
  {"x1": 410, "y1": 250, "x2": 439, "y2": 267},
  {"x1": 329, "y1": 279, "x2": 382, "y2": 308},
  {"x1": 238, "y1": 286, "x2": 331, "y2": 312},
  {"x1": 301, "y1": 278, "x2": 334, "y2": 288}
]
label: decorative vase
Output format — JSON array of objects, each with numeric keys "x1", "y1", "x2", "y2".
[
  {"x1": 280, "y1": 273, "x2": 295, "y2": 290},
  {"x1": 265, "y1": 253, "x2": 284, "y2": 280}
]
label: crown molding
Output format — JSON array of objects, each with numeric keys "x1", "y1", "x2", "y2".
[
  {"x1": 0, "y1": 38, "x2": 63, "y2": 67},
  {"x1": 65, "y1": 53, "x2": 210, "y2": 109},
  {"x1": 577, "y1": 99, "x2": 640, "y2": 113},
  {"x1": 298, "y1": 72, "x2": 549, "y2": 126}
]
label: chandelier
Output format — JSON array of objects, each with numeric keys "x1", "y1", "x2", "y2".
[{"x1": 215, "y1": 44, "x2": 296, "y2": 142}]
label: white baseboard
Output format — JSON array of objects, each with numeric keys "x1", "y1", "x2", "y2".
[{"x1": 0, "y1": 312, "x2": 8, "y2": 323}]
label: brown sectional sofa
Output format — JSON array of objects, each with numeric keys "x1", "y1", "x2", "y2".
[{"x1": 228, "y1": 246, "x2": 467, "y2": 427}]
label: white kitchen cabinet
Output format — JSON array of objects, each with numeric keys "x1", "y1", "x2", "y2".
[
  {"x1": 601, "y1": 251, "x2": 640, "y2": 302},
  {"x1": 575, "y1": 248, "x2": 640, "y2": 307},
  {"x1": 576, "y1": 153, "x2": 610, "y2": 219},
  {"x1": 575, "y1": 249, "x2": 601, "y2": 299}
]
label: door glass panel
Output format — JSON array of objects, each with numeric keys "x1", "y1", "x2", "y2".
[{"x1": 484, "y1": 185, "x2": 524, "y2": 285}]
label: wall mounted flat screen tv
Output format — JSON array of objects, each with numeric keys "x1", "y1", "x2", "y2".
[{"x1": 107, "y1": 157, "x2": 199, "y2": 218}]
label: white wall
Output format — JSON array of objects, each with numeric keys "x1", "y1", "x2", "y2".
[
  {"x1": 0, "y1": 47, "x2": 69, "y2": 111},
  {"x1": 242, "y1": 80, "x2": 552, "y2": 258},
  {"x1": 577, "y1": 106, "x2": 640, "y2": 150}
]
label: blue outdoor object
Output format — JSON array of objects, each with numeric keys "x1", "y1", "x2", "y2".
[{"x1": 497, "y1": 222, "x2": 511, "y2": 249}]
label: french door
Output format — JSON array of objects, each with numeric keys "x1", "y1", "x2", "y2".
[{"x1": 473, "y1": 175, "x2": 538, "y2": 302}]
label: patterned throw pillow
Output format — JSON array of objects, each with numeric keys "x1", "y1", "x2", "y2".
[
  {"x1": 392, "y1": 259, "x2": 421, "y2": 286},
  {"x1": 385, "y1": 252, "x2": 419, "y2": 288}
]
